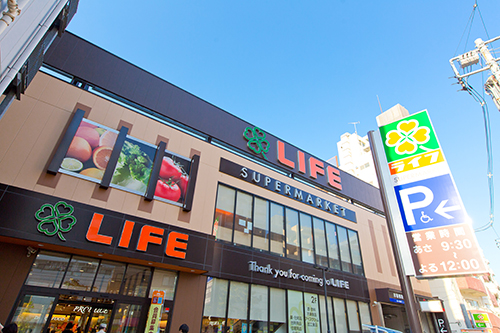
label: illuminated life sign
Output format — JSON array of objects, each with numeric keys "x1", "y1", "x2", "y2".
[
  {"x1": 243, "y1": 127, "x2": 342, "y2": 191},
  {"x1": 86, "y1": 213, "x2": 189, "y2": 259},
  {"x1": 378, "y1": 110, "x2": 487, "y2": 278}
]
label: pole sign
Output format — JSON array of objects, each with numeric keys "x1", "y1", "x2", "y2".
[
  {"x1": 145, "y1": 290, "x2": 165, "y2": 333},
  {"x1": 472, "y1": 313, "x2": 491, "y2": 329},
  {"x1": 378, "y1": 110, "x2": 487, "y2": 278}
]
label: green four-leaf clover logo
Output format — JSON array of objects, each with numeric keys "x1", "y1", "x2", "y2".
[
  {"x1": 35, "y1": 201, "x2": 77, "y2": 241},
  {"x1": 243, "y1": 126, "x2": 270, "y2": 160}
]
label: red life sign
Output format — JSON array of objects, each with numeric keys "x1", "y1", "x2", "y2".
[{"x1": 86, "y1": 213, "x2": 189, "y2": 259}]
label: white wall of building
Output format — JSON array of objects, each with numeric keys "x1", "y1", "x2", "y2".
[
  {"x1": 0, "y1": 0, "x2": 70, "y2": 95},
  {"x1": 336, "y1": 131, "x2": 379, "y2": 187}
]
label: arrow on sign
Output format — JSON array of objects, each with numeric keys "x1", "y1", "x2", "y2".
[{"x1": 435, "y1": 200, "x2": 460, "y2": 219}]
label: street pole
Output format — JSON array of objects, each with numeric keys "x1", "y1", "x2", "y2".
[
  {"x1": 368, "y1": 130, "x2": 423, "y2": 333},
  {"x1": 449, "y1": 35, "x2": 500, "y2": 111},
  {"x1": 315, "y1": 265, "x2": 331, "y2": 333}
]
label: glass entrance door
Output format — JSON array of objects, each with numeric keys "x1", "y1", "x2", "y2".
[{"x1": 46, "y1": 297, "x2": 113, "y2": 333}]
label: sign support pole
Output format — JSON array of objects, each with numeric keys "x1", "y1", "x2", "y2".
[{"x1": 368, "y1": 130, "x2": 423, "y2": 333}]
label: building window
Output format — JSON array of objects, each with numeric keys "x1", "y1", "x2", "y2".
[
  {"x1": 304, "y1": 293, "x2": 321, "y2": 333},
  {"x1": 202, "y1": 278, "x2": 369, "y2": 333},
  {"x1": 61, "y1": 256, "x2": 100, "y2": 291},
  {"x1": 286, "y1": 208, "x2": 301, "y2": 260},
  {"x1": 300, "y1": 213, "x2": 315, "y2": 264},
  {"x1": 121, "y1": 264, "x2": 152, "y2": 297},
  {"x1": 23, "y1": 251, "x2": 158, "y2": 298},
  {"x1": 93, "y1": 260, "x2": 126, "y2": 294},
  {"x1": 348, "y1": 230, "x2": 364, "y2": 276},
  {"x1": 149, "y1": 269, "x2": 178, "y2": 301},
  {"x1": 234, "y1": 191, "x2": 253, "y2": 247},
  {"x1": 227, "y1": 281, "x2": 249, "y2": 333},
  {"x1": 270, "y1": 288, "x2": 287, "y2": 333},
  {"x1": 250, "y1": 284, "x2": 268, "y2": 333},
  {"x1": 333, "y1": 298, "x2": 348, "y2": 333},
  {"x1": 313, "y1": 218, "x2": 328, "y2": 267},
  {"x1": 214, "y1": 185, "x2": 236, "y2": 242},
  {"x1": 25, "y1": 252, "x2": 70, "y2": 288},
  {"x1": 288, "y1": 290, "x2": 305, "y2": 332},
  {"x1": 213, "y1": 184, "x2": 365, "y2": 276},
  {"x1": 270, "y1": 203, "x2": 285, "y2": 256},
  {"x1": 325, "y1": 222, "x2": 341, "y2": 270},
  {"x1": 253, "y1": 197, "x2": 270, "y2": 251},
  {"x1": 358, "y1": 302, "x2": 372, "y2": 327},
  {"x1": 202, "y1": 278, "x2": 228, "y2": 332},
  {"x1": 337, "y1": 226, "x2": 352, "y2": 273},
  {"x1": 346, "y1": 300, "x2": 360, "y2": 333}
]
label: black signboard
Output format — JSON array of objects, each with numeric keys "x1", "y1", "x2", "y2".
[
  {"x1": 0, "y1": 184, "x2": 214, "y2": 271},
  {"x1": 219, "y1": 158, "x2": 357, "y2": 223}
]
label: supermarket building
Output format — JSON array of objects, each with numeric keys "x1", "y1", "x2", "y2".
[{"x1": 0, "y1": 32, "x2": 439, "y2": 333}]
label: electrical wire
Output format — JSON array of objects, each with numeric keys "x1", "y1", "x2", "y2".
[
  {"x1": 454, "y1": 2, "x2": 477, "y2": 57},
  {"x1": 460, "y1": 77, "x2": 496, "y2": 234}
]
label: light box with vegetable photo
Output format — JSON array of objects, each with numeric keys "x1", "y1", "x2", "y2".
[{"x1": 51, "y1": 111, "x2": 195, "y2": 207}]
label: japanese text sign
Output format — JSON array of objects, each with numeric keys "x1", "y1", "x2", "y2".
[{"x1": 379, "y1": 110, "x2": 486, "y2": 278}]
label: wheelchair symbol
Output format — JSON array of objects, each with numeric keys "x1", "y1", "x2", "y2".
[{"x1": 420, "y1": 211, "x2": 433, "y2": 223}]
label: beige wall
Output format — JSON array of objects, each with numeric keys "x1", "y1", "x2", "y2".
[{"x1": 0, "y1": 72, "x2": 432, "y2": 320}]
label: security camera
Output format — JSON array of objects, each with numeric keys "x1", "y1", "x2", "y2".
[{"x1": 27, "y1": 246, "x2": 37, "y2": 257}]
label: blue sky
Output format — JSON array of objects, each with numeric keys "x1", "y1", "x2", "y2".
[{"x1": 67, "y1": 1, "x2": 500, "y2": 278}]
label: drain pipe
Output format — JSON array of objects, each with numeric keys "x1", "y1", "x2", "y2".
[{"x1": 0, "y1": 0, "x2": 22, "y2": 35}]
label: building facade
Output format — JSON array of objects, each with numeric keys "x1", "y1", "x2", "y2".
[
  {"x1": 336, "y1": 132, "x2": 378, "y2": 188},
  {"x1": 0, "y1": 33, "x2": 440, "y2": 333}
]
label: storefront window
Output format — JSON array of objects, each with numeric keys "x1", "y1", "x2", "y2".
[
  {"x1": 213, "y1": 184, "x2": 365, "y2": 277},
  {"x1": 234, "y1": 191, "x2": 253, "y2": 247},
  {"x1": 25, "y1": 252, "x2": 70, "y2": 288},
  {"x1": 269, "y1": 288, "x2": 286, "y2": 333},
  {"x1": 348, "y1": 230, "x2": 364, "y2": 276},
  {"x1": 333, "y1": 298, "x2": 347, "y2": 333},
  {"x1": 253, "y1": 197, "x2": 270, "y2": 251},
  {"x1": 346, "y1": 300, "x2": 360, "y2": 333},
  {"x1": 227, "y1": 281, "x2": 249, "y2": 333},
  {"x1": 318, "y1": 296, "x2": 334, "y2": 333},
  {"x1": 287, "y1": 290, "x2": 304, "y2": 333},
  {"x1": 270, "y1": 203, "x2": 285, "y2": 256},
  {"x1": 325, "y1": 223, "x2": 340, "y2": 270},
  {"x1": 12, "y1": 294, "x2": 55, "y2": 333},
  {"x1": 304, "y1": 293, "x2": 320, "y2": 333},
  {"x1": 286, "y1": 208, "x2": 300, "y2": 260},
  {"x1": 149, "y1": 269, "x2": 178, "y2": 300},
  {"x1": 313, "y1": 218, "x2": 328, "y2": 267},
  {"x1": 93, "y1": 260, "x2": 126, "y2": 294},
  {"x1": 202, "y1": 278, "x2": 228, "y2": 333},
  {"x1": 121, "y1": 265, "x2": 151, "y2": 297},
  {"x1": 250, "y1": 284, "x2": 268, "y2": 333},
  {"x1": 300, "y1": 213, "x2": 314, "y2": 264},
  {"x1": 61, "y1": 256, "x2": 99, "y2": 291},
  {"x1": 215, "y1": 185, "x2": 236, "y2": 242},
  {"x1": 110, "y1": 304, "x2": 142, "y2": 333},
  {"x1": 337, "y1": 226, "x2": 352, "y2": 273},
  {"x1": 358, "y1": 302, "x2": 372, "y2": 326}
]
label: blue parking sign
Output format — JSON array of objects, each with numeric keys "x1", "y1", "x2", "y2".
[{"x1": 394, "y1": 174, "x2": 466, "y2": 232}]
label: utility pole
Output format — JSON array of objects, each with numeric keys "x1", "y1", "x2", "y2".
[{"x1": 450, "y1": 36, "x2": 500, "y2": 111}]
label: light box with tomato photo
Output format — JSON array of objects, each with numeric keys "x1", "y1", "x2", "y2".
[{"x1": 153, "y1": 152, "x2": 191, "y2": 205}]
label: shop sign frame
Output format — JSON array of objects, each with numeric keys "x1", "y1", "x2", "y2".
[{"x1": 376, "y1": 110, "x2": 487, "y2": 278}]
